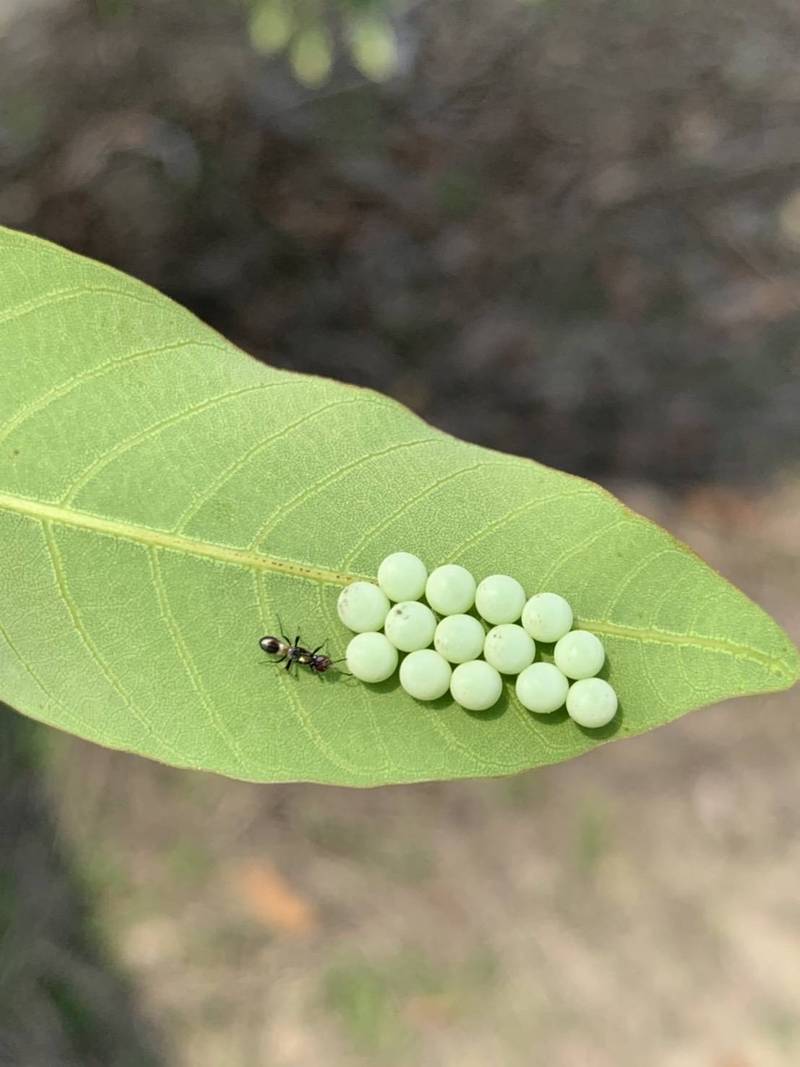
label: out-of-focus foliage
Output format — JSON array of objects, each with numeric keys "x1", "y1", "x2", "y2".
[
  {"x1": 247, "y1": 0, "x2": 403, "y2": 85},
  {"x1": 2, "y1": 0, "x2": 800, "y2": 487}
]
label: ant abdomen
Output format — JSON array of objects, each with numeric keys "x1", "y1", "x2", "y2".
[{"x1": 259, "y1": 636, "x2": 283, "y2": 655}]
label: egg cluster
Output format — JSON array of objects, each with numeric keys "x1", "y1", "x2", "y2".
[{"x1": 337, "y1": 552, "x2": 618, "y2": 729}]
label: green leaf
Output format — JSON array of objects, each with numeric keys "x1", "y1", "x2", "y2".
[
  {"x1": 289, "y1": 25, "x2": 332, "y2": 87},
  {"x1": 347, "y1": 14, "x2": 400, "y2": 82},
  {"x1": 0, "y1": 227, "x2": 797, "y2": 785},
  {"x1": 248, "y1": 0, "x2": 294, "y2": 56}
]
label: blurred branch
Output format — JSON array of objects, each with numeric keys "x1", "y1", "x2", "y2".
[{"x1": 591, "y1": 126, "x2": 800, "y2": 209}]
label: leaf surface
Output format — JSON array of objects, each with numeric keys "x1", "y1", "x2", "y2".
[{"x1": 1, "y1": 228, "x2": 797, "y2": 784}]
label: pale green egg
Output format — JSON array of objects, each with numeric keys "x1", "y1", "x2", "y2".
[
  {"x1": 384, "y1": 600, "x2": 437, "y2": 652},
  {"x1": 553, "y1": 629, "x2": 605, "y2": 679},
  {"x1": 425, "y1": 564, "x2": 476, "y2": 615},
  {"x1": 337, "y1": 580, "x2": 390, "y2": 633},
  {"x1": 399, "y1": 649, "x2": 452, "y2": 701},
  {"x1": 521, "y1": 592, "x2": 573, "y2": 643},
  {"x1": 566, "y1": 677, "x2": 618, "y2": 728},
  {"x1": 345, "y1": 632, "x2": 398, "y2": 683},
  {"x1": 483, "y1": 624, "x2": 535, "y2": 674},
  {"x1": 475, "y1": 574, "x2": 526, "y2": 625},
  {"x1": 433, "y1": 614, "x2": 485, "y2": 664},
  {"x1": 377, "y1": 551, "x2": 428, "y2": 602},
  {"x1": 515, "y1": 662, "x2": 569, "y2": 714},
  {"x1": 450, "y1": 660, "x2": 503, "y2": 711}
]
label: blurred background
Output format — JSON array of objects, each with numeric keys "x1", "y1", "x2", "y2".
[{"x1": 1, "y1": 1, "x2": 799, "y2": 1064}]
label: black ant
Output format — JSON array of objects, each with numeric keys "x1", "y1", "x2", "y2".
[{"x1": 259, "y1": 621, "x2": 340, "y2": 675}]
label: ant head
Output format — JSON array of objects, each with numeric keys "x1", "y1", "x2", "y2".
[
  {"x1": 312, "y1": 654, "x2": 333, "y2": 673},
  {"x1": 259, "y1": 636, "x2": 281, "y2": 654}
]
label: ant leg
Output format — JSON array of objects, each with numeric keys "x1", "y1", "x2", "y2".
[
  {"x1": 276, "y1": 614, "x2": 291, "y2": 645},
  {"x1": 294, "y1": 635, "x2": 301, "y2": 648},
  {"x1": 284, "y1": 659, "x2": 293, "y2": 672}
]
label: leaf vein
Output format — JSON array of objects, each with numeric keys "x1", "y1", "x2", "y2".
[
  {"x1": 61, "y1": 380, "x2": 297, "y2": 505},
  {"x1": 177, "y1": 394, "x2": 390, "y2": 536},
  {"x1": 148, "y1": 547, "x2": 249, "y2": 773},
  {"x1": 601, "y1": 546, "x2": 678, "y2": 619},
  {"x1": 0, "y1": 617, "x2": 82, "y2": 728},
  {"x1": 41, "y1": 521, "x2": 185, "y2": 759},
  {"x1": 1, "y1": 338, "x2": 229, "y2": 446},
  {"x1": 538, "y1": 516, "x2": 629, "y2": 589},
  {"x1": 580, "y1": 616, "x2": 794, "y2": 681},
  {"x1": 249, "y1": 426, "x2": 436, "y2": 550},
  {"x1": 0, "y1": 284, "x2": 164, "y2": 326},
  {"x1": 0, "y1": 492, "x2": 355, "y2": 584},
  {"x1": 451, "y1": 488, "x2": 596, "y2": 563},
  {"x1": 339, "y1": 457, "x2": 513, "y2": 569},
  {"x1": 677, "y1": 586, "x2": 733, "y2": 699},
  {"x1": 253, "y1": 571, "x2": 383, "y2": 779}
]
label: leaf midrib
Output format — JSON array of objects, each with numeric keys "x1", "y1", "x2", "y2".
[
  {"x1": 1, "y1": 489, "x2": 795, "y2": 684},
  {"x1": 0, "y1": 489, "x2": 350, "y2": 585}
]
